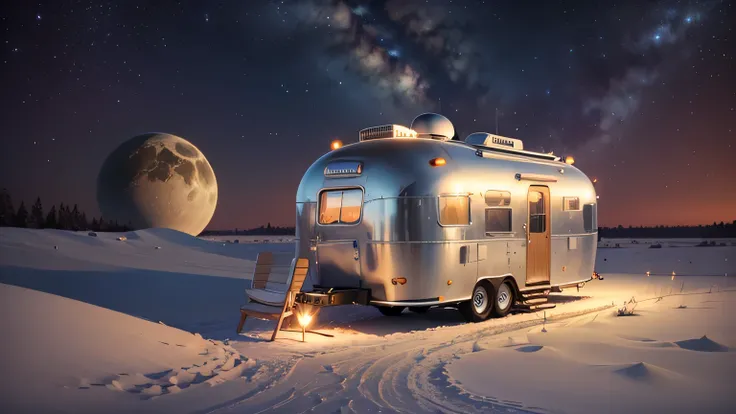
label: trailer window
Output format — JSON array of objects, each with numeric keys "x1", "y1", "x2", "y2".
[
  {"x1": 438, "y1": 195, "x2": 470, "y2": 226},
  {"x1": 318, "y1": 189, "x2": 363, "y2": 225},
  {"x1": 528, "y1": 190, "x2": 546, "y2": 233},
  {"x1": 485, "y1": 190, "x2": 511, "y2": 206},
  {"x1": 485, "y1": 208, "x2": 512, "y2": 233},
  {"x1": 583, "y1": 203, "x2": 597, "y2": 232},
  {"x1": 340, "y1": 189, "x2": 362, "y2": 224},
  {"x1": 563, "y1": 196, "x2": 580, "y2": 211}
]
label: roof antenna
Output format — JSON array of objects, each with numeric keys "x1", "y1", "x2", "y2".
[{"x1": 495, "y1": 107, "x2": 499, "y2": 134}]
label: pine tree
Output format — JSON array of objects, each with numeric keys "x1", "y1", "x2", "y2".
[
  {"x1": 14, "y1": 202, "x2": 28, "y2": 228},
  {"x1": 90, "y1": 217, "x2": 98, "y2": 231},
  {"x1": 29, "y1": 197, "x2": 44, "y2": 229},
  {"x1": 0, "y1": 188, "x2": 15, "y2": 226},
  {"x1": 71, "y1": 204, "x2": 80, "y2": 230},
  {"x1": 57, "y1": 203, "x2": 66, "y2": 229},
  {"x1": 45, "y1": 205, "x2": 58, "y2": 229},
  {"x1": 60, "y1": 204, "x2": 72, "y2": 230},
  {"x1": 80, "y1": 212, "x2": 88, "y2": 230},
  {"x1": 98, "y1": 217, "x2": 108, "y2": 231}
]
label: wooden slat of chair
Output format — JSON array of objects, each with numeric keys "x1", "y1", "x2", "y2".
[{"x1": 251, "y1": 252, "x2": 273, "y2": 290}]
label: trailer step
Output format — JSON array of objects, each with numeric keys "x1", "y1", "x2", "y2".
[
  {"x1": 513, "y1": 303, "x2": 557, "y2": 312},
  {"x1": 530, "y1": 303, "x2": 556, "y2": 311},
  {"x1": 522, "y1": 297, "x2": 549, "y2": 305},
  {"x1": 520, "y1": 291, "x2": 549, "y2": 300}
]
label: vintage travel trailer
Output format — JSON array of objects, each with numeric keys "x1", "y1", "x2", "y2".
[{"x1": 295, "y1": 113, "x2": 599, "y2": 322}]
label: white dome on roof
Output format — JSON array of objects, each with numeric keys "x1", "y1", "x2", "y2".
[{"x1": 410, "y1": 113, "x2": 455, "y2": 141}]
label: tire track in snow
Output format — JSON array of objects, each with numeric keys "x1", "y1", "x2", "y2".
[{"x1": 219, "y1": 304, "x2": 614, "y2": 413}]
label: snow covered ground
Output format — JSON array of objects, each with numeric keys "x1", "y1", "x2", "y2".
[{"x1": 0, "y1": 227, "x2": 735, "y2": 414}]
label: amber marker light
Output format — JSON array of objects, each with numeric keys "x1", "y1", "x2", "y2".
[
  {"x1": 429, "y1": 157, "x2": 446, "y2": 167},
  {"x1": 565, "y1": 155, "x2": 575, "y2": 165},
  {"x1": 331, "y1": 140, "x2": 343, "y2": 150}
]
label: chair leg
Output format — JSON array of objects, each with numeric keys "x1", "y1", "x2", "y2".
[
  {"x1": 237, "y1": 311, "x2": 247, "y2": 334},
  {"x1": 271, "y1": 313, "x2": 286, "y2": 342}
]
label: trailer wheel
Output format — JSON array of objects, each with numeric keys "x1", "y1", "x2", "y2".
[
  {"x1": 491, "y1": 281, "x2": 514, "y2": 317},
  {"x1": 376, "y1": 305, "x2": 406, "y2": 317},
  {"x1": 409, "y1": 306, "x2": 430, "y2": 314},
  {"x1": 459, "y1": 281, "x2": 494, "y2": 322}
]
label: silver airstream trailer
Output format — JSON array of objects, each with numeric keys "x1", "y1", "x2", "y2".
[{"x1": 295, "y1": 113, "x2": 599, "y2": 322}]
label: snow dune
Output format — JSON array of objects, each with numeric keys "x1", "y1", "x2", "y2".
[
  {"x1": 0, "y1": 283, "x2": 252, "y2": 414},
  {"x1": 1, "y1": 227, "x2": 735, "y2": 414}
]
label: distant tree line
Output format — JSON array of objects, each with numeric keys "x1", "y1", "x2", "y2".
[
  {"x1": 599, "y1": 221, "x2": 736, "y2": 239},
  {"x1": 201, "y1": 222, "x2": 296, "y2": 236},
  {"x1": 0, "y1": 188, "x2": 132, "y2": 232}
]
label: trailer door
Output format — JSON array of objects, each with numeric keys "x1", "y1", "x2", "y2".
[
  {"x1": 316, "y1": 239, "x2": 362, "y2": 288},
  {"x1": 526, "y1": 186, "x2": 551, "y2": 285}
]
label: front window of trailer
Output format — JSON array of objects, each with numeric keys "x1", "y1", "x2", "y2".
[{"x1": 318, "y1": 188, "x2": 363, "y2": 225}]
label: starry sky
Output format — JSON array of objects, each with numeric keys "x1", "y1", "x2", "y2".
[{"x1": 1, "y1": 0, "x2": 734, "y2": 229}]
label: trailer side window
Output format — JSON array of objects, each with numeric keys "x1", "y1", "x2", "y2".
[
  {"x1": 485, "y1": 208, "x2": 512, "y2": 233},
  {"x1": 563, "y1": 196, "x2": 580, "y2": 211},
  {"x1": 438, "y1": 195, "x2": 470, "y2": 226},
  {"x1": 583, "y1": 203, "x2": 597, "y2": 232},
  {"x1": 318, "y1": 189, "x2": 363, "y2": 225},
  {"x1": 485, "y1": 190, "x2": 511, "y2": 206}
]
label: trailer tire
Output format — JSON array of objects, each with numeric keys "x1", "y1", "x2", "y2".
[
  {"x1": 409, "y1": 306, "x2": 430, "y2": 314},
  {"x1": 491, "y1": 281, "x2": 514, "y2": 318},
  {"x1": 459, "y1": 281, "x2": 494, "y2": 322},
  {"x1": 376, "y1": 305, "x2": 405, "y2": 316}
]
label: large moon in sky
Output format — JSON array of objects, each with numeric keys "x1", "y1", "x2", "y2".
[{"x1": 97, "y1": 133, "x2": 218, "y2": 236}]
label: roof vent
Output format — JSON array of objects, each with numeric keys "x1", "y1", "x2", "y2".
[
  {"x1": 465, "y1": 132, "x2": 524, "y2": 150},
  {"x1": 359, "y1": 124, "x2": 417, "y2": 141}
]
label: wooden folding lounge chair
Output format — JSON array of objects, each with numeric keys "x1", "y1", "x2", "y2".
[{"x1": 236, "y1": 254, "x2": 310, "y2": 341}]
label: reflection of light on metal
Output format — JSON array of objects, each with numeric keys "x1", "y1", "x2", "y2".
[
  {"x1": 331, "y1": 140, "x2": 343, "y2": 150},
  {"x1": 429, "y1": 157, "x2": 446, "y2": 167},
  {"x1": 297, "y1": 311, "x2": 313, "y2": 342},
  {"x1": 565, "y1": 155, "x2": 575, "y2": 165},
  {"x1": 646, "y1": 271, "x2": 650, "y2": 277},
  {"x1": 672, "y1": 271, "x2": 676, "y2": 280}
]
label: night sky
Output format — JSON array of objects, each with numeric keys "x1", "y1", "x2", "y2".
[{"x1": 1, "y1": 0, "x2": 734, "y2": 230}]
